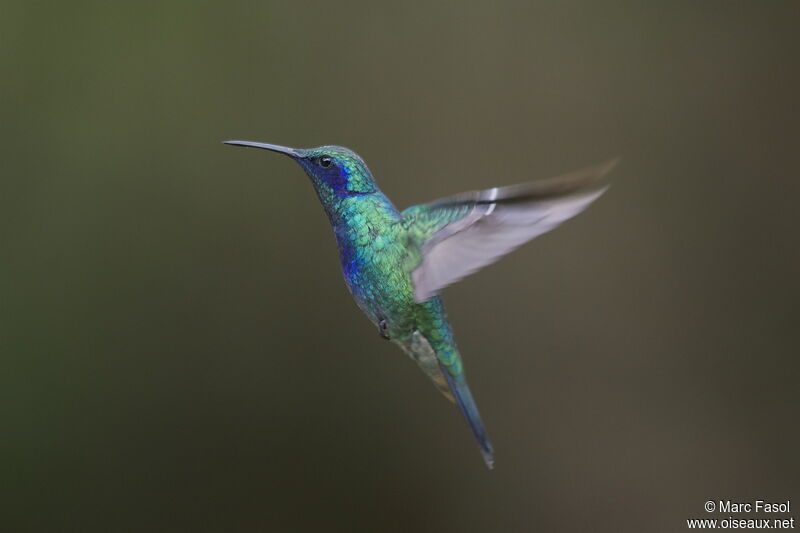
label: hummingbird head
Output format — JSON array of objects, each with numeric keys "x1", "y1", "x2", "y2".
[{"x1": 223, "y1": 140, "x2": 377, "y2": 197}]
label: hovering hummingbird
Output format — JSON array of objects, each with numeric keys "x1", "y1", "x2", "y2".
[{"x1": 224, "y1": 139, "x2": 615, "y2": 468}]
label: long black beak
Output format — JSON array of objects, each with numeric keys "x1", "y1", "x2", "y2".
[{"x1": 223, "y1": 140, "x2": 300, "y2": 157}]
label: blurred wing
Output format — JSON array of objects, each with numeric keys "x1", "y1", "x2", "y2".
[{"x1": 402, "y1": 159, "x2": 616, "y2": 302}]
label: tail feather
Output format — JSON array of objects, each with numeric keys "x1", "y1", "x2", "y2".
[{"x1": 440, "y1": 363, "x2": 494, "y2": 469}]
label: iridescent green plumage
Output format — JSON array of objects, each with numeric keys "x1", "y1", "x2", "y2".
[{"x1": 224, "y1": 140, "x2": 615, "y2": 469}]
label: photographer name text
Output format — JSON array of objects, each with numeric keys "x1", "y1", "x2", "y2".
[{"x1": 709, "y1": 501, "x2": 791, "y2": 514}]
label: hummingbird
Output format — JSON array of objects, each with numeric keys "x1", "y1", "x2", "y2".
[{"x1": 224, "y1": 139, "x2": 614, "y2": 469}]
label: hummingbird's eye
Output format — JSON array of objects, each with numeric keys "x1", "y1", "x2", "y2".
[{"x1": 319, "y1": 156, "x2": 333, "y2": 168}]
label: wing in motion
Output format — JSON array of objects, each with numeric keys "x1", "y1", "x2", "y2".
[{"x1": 402, "y1": 159, "x2": 616, "y2": 302}]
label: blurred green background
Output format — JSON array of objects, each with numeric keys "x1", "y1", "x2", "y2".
[{"x1": 2, "y1": 1, "x2": 798, "y2": 531}]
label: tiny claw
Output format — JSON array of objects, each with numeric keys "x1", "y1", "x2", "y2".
[{"x1": 378, "y1": 319, "x2": 390, "y2": 340}]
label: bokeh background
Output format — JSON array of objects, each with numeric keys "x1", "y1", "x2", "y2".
[{"x1": 2, "y1": 2, "x2": 798, "y2": 531}]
